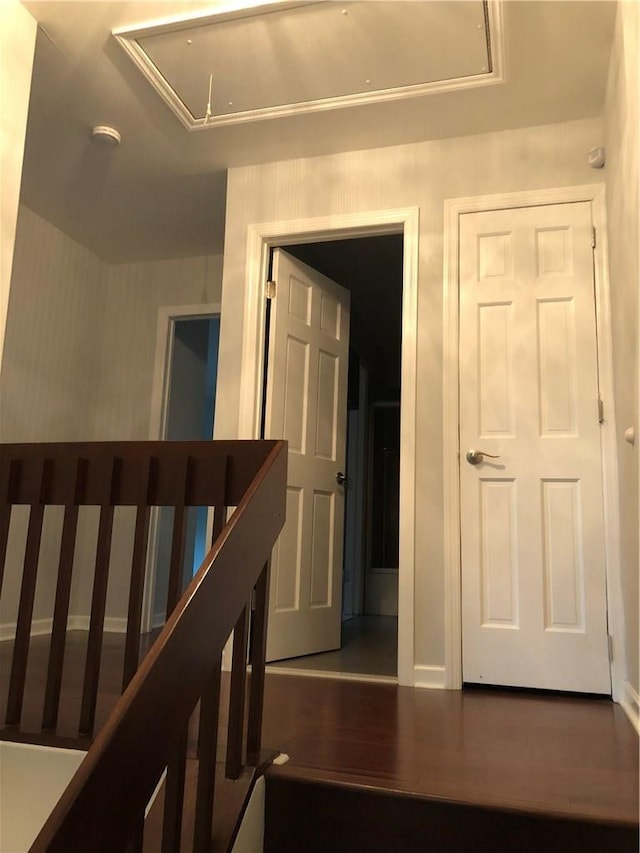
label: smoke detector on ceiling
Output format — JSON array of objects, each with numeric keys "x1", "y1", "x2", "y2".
[{"x1": 91, "y1": 125, "x2": 122, "y2": 147}]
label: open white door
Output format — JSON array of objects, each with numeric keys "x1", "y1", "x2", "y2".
[
  {"x1": 459, "y1": 201, "x2": 610, "y2": 694},
  {"x1": 265, "y1": 249, "x2": 350, "y2": 661}
]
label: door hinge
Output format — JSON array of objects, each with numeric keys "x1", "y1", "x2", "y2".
[
  {"x1": 608, "y1": 635, "x2": 613, "y2": 662},
  {"x1": 598, "y1": 397, "x2": 605, "y2": 424},
  {"x1": 266, "y1": 280, "x2": 276, "y2": 300},
  {"x1": 591, "y1": 226, "x2": 597, "y2": 249}
]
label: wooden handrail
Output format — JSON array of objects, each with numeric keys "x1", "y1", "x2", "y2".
[{"x1": 29, "y1": 439, "x2": 286, "y2": 851}]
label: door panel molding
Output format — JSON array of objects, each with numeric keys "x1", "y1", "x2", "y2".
[
  {"x1": 443, "y1": 184, "x2": 626, "y2": 699},
  {"x1": 238, "y1": 207, "x2": 419, "y2": 686}
]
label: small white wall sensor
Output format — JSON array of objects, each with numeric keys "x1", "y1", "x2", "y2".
[{"x1": 587, "y1": 146, "x2": 605, "y2": 168}]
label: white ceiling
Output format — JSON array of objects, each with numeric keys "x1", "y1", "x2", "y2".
[{"x1": 19, "y1": 1, "x2": 616, "y2": 263}]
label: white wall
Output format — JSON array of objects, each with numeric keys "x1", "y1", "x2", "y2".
[
  {"x1": 216, "y1": 117, "x2": 605, "y2": 671},
  {"x1": 0, "y1": 0, "x2": 36, "y2": 369},
  {"x1": 0, "y1": 206, "x2": 224, "y2": 633},
  {"x1": 1, "y1": 206, "x2": 107, "y2": 443},
  {"x1": 95, "y1": 256, "x2": 222, "y2": 440},
  {"x1": 604, "y1": 0, "x2": 639, "y2": 696},
  {"x1": 0, "y1": 207, "x2": 107, "y2": 635}
]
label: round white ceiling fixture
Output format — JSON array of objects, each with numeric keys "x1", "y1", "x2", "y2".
[{"x1": 90, "y1": 125, "x2": 121, "y2": 147}]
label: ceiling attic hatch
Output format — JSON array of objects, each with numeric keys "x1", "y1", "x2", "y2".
[{"x1": 114, "y1": 0, "x2": 503, "y2": 130}]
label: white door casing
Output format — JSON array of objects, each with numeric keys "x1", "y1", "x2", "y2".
[
  {"x1": 264, "y1": 250, "x2": 350, "y2": 661},
  {"x1": 459, "y1": 201, "x2": 610, "y2": 693},
  {"x1": 238, "y1": 208, "x2": 419, "y2": 686}
]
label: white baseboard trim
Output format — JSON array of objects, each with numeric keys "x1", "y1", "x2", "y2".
[
  {"x1": 152, "y1": 612, "x2": 166, "y2": 630},
  {"x1": 64, "y1": 615, "x2": 128, "y2": 634},
  {"x1": 0, "y1": 614, "x2": 129, "y2": 641},
  {"x1": 620, "y1": 681, "x2": 640, "y2": 735},
  {"x1": 104, "y1": 617, "x2": 128, "y2": 634},
  {"x1": 0, "y1": 617, "x2": 53, "y2": 642},
  {"x1": 414, "y1": 664, "x2": 447, "y2": 690}
]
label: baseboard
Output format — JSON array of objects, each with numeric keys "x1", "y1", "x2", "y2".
[
  {"x1": 152, "y1": 612, "x2": 166, "y2": 630},
  {"x1": 64, "y1": 615, "x2": 128, "y2": 634},
  {"x1": 0, "y1": 617, "x2": 53, "y2": 642},
  {"x1": 0, "y1": 614, "x2": 129, "y2": 641},
  {"x1": 104, "y1": 617, "x2": 128, "y2": 633},
  {"x1": 620, "y1": 681, "x2": 640, "y2": 735},
  {"x1": 414, "y1": 664, "x2": 447, "y2": 689}
]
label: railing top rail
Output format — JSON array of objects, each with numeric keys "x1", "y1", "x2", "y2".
[{"x1": 0, "y1": 440, "x2": 281, "y2": 506}]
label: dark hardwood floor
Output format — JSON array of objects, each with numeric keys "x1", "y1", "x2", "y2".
[
  {"x1": 260, "y1": 674, "x2": 638, "y2": 825},
  {"x1": 0, "y1": 630, "x2": 160, "y2": 742},
  {"x1": 1, "y1": 631, "x2": 638, "y2": 849}
]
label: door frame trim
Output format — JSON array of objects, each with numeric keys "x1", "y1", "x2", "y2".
[
  {"x1": 142, "y1": 302, "x2": 221, "y2": 633},
  {"x1": 442, "y1": 184, "x2": 626, "y2": 700},
  {"x1": 238, "y1": 207, "x2": 419, "y2": 686}
]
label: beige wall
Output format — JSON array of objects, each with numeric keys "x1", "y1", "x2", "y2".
[
  {"x1": 0, "y1": 207, "x2": 107, "y2": 634},
  {"x1": 0, "y1": 0, "x2": 36, "y2": 369},
  {"x1": 0, "y1": 206, "x2": 223, "y2": 631},
  {"x1": 1, "y1": 206, "x2": 107, "y2": 443},
  {"x1": 216, "y1": 117, "x2": 605, "y2": 669},
  {"x1": 604, "y1": 0, "x2": 639, "y2": 695},
  {"x1": 95, "y1": 255, "x2": 222, "y2": 441}
]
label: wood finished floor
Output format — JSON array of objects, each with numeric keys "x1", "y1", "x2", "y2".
[
  {"x1": 1, "y1": 631, "x2": 637, "y2": 832},
  {"x1": 261, "y1": 674, "x2": 638, "y2": 828}
]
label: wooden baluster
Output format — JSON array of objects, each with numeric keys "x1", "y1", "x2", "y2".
[
  {"x1": 124, "y1": 815, "x2": 144, "y2": 853},
  {"x1": 165, "y1": 456, "x2": 192, "y2": 618},
  {"x1": 193, "y1": 661, "x2": 222, "y2": 853},
  {"x1": 122, "y1": 456, "x2": 156, "y2": 691},
  {"x1": 226, "y1": 604, "x2": 250, "y2": 780},
  {"x1": 79, "y1": 457, "x2": 118, "y2": 737},
  {"x1": 0, "y1": 458, "x2": 21, "y2": 598},
  {"x1": 194, "y1": 503, "x2": 226, "y2": 759},
  {"x1": 210, "y1": 504, "x2": 227, "y2": 549},
  {"x1": 247, "y1": 559, "x2": 271, "y2": 763},
  {"x1": 161, "y1": 728, "x2": 188, "y2": 853},
  {"x1": 6, "y1": 457, "x2": 52, "y2": 727},
  {"x1": 42, "y1": 458, "x2": 87, "y2": 731}
]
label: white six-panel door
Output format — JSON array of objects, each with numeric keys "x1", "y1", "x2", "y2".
[
  {"x1": 459, "y1": 202, "x2": 610, "y2": 694},
  {"x1": 265, "y1": 250, "x2": 350, "y2": 661}
]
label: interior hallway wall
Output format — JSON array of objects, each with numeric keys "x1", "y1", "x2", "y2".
[
  {"x1": 0, "y1": 206, "x2": 107, "y2": 636},
  {"x1": 604, "y1": 0, "x2": 639, "y2": 695},
  {"x1": 216, "y1": 117, "x2": 605, "y2": 675},
  {"x1": 95, "y1": 255, "x2": 222, "y2": 440},
  {"x1": 1, "y1": 205, "x2": 107, "y2": 443},
  {"x1": 0, "y1": 205, "x2": 223, "y2": 632}
]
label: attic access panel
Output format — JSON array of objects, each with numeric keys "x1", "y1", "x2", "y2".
[{"x1": 114, "y1": 0, "x2": 501, "y2": 130}]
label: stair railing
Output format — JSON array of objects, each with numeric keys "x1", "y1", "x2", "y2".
[{"x1": 0, "y1": 439, "x2": 286, "y2": 851}]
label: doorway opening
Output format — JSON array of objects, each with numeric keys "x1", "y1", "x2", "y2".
[
  {"x1": 144, "y1": 312, "x2": 220, "y2": 630},
  {"x1": 238, "y1": 207, "x2": 418, "y2": 686},
  {"x1": 266, "y1": 235, "x2": 403, "y2": 680}
]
